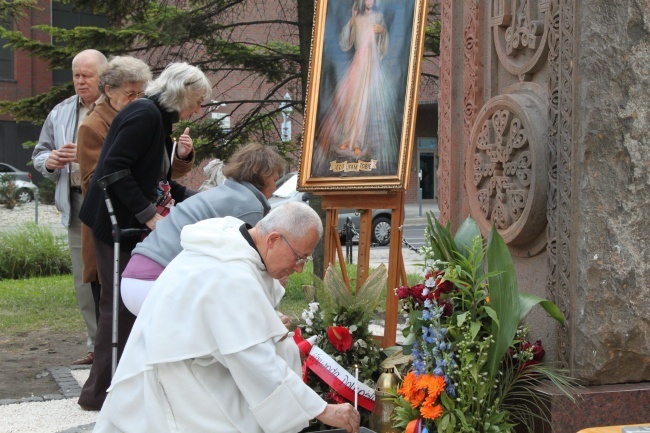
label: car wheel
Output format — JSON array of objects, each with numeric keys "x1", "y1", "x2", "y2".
[
  {"x1": 372, "y1": 216, "x2": 391, "y2": 246},
  {"x1": 15, "y1": 188, "x2": 34, "y2": 203}
]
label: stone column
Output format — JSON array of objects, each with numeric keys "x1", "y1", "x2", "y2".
[{"x1": 438, "y1": 0, "x2": 650, "y2": 428}]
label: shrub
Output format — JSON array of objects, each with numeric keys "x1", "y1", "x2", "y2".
[
  {"x1": 0, "y1": 174, "x2": 18, "y2": 209},
  {"x1": 0, "y1": 223, "x2": 71, "y2": 279},
  {"x1": 36, "y1": 178, "x2": 56, "y2": 205}
]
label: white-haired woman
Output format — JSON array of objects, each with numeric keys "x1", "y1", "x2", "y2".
[{"x1": 78, "y1": 62, "x2": 212, "y2": 411}]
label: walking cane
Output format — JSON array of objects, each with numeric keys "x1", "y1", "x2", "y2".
[{"x1": 97, "y1": 170, "x2": 148, "y2": 377}]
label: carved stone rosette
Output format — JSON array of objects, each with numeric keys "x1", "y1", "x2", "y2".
[
  {"x1": 492, "y1": 0, "x2": 552, "y2": 80},
  {"x1": 466, "y1": 86, "x2": 548, "y2": 257}
]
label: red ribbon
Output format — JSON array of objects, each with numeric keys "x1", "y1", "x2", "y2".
[{"x1": 305, "y1": 349, "x2": 375, "y2": 411}]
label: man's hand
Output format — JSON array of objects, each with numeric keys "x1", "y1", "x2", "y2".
[
  {"x1": 316, "y1": 403, "x2": 360, "y2": 433},
  {"x1": 45, "y1": 142, "x2": 78, "y2": 171},
  {"x1": 176, "y1": 127, "x2": 193, "y2": 160}
]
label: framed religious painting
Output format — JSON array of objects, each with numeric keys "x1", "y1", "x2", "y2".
[{"x1": 299, "y1": 0, "x2": 427, "y2": 191}]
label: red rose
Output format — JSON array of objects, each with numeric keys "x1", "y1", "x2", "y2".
[
  {"x1": 409, "y1": 283, "x2": 425, "y2": 300},
  {"x1": 327, "y1": 326, "x2": 353, "y2": 352},
  {"x1": 436, "y1": 277, "x2": 454, "y2": 293},
  {"x1": 396, "y1": 285, "x2": 410, "y2": 299}
]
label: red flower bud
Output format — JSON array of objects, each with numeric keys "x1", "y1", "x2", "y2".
[
  {"x1": 436, "y1": 277, "x2": 454, "y2": 293},
  {"x1": 396, "y1": 285, "x2": 410, "y2": 299}
]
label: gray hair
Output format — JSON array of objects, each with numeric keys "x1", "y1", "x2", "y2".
[
  {"x1": 145, "y1": 62, "x2": 213, "y2": 113},
  {"x1": 99, "y1": 56, "x2": 152, "y2": 96},
  {"x1": 71, "y1": 49, "x2": 107, "y2": 69},
  {"x1": 258, "y1": 202, "x2": 323, "y2": 238}
]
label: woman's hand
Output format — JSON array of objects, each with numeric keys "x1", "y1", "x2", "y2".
[
  {"x1": 373, "y1": 23, "x2": 385, "y2": 35},
  {"x1": 176, "y1": 127, "x2": 193, "y2": 160},
  {"x1": 145, "y1": 213, "x2": 165, "y2": 231},
  {"x1": 316, "y1": 403, "x2": 360, "y2": 433}
]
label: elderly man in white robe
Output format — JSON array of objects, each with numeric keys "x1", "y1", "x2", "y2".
[{"x1": 93, "y1": 201, "x2": 360, "y2": 433}]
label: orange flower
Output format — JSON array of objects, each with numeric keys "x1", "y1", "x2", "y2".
[
  {"x1": 398, "y1": 372, "x2": 426, "y2": 408},
  {"x1": 421, "y1": 374, "x2": 445, "y2": 400},
  {"x1": 420, "y1": 403, "x2": 443, "y2": 420}
]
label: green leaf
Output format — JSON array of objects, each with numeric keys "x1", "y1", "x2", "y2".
[
  {"x1": 469, "y1": 320, "x2": 481, "y2": 340},
  {"x1": 482, "y1": 305, "x2": 499, "y2": 327},
  {"x1": 485, "y1": 226, "x2": 520, "y2": 380},
  {"x1": 454, "y1": 217, "x2": 482, "y2": 260},
  {"x1": 402, "y1": 333, "x2": 416, "y2": 355},
  {"x1": 518, "y1": 292, "x2": 565, "y2": 325},
  {"x1": 456, "y1": 311, "x2": 468, "y2": 327}
]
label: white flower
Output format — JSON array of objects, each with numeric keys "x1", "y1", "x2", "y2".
[
  {"x1": 355, "y1": 339, "x2": 368, "y2": 349},
  {"x1": 349, "y1": 324, "x2": 358, "y2": 332},
  {"x1": 305, "y1": 318, "x2": 313, "y2": 326},
  {"x1": 308, "y1": 302, "x2": 320, "y2": 313}
]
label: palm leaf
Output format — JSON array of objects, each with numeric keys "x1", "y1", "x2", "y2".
[
  {"x1": 485, "y1": 226, "x2": 520, "y2": 380},
  {"x1": 323, "y1": 263, "x2": 354, "y2": 308},
  {"x1": 518, "y1": 292, "x2": 565, "y2": 325},
  {"x1": 355, "y1": 263, "x2": 388, "y2": 312}
]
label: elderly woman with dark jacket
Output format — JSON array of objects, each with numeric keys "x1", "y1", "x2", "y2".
[
  {"x1": 77, "y1": 62, "x2": 212, "y2": 411},
  {"x1": 77, "y1": 56, "x2": 195, "y2": 316}
]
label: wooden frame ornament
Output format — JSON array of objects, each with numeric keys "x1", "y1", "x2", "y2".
[{"x1": 299, "y1": 0, "x2": 428, "y2": 191}]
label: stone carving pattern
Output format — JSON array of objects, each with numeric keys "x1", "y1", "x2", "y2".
[
  {"x1": 473, "y1": 110, "x2": 532, "y2": 229},
  {"x1": 438, "y1": 0, "x2": 453, "y2": 222},
  {"x1": 546, "y1": 0, "x2": 573, "y2": 368},
  {"x1": 492, "y1": 0, "x2": 551, "y2": 79},
  {"x1": 463, "y1": 0, "x2": 480, "y2": 148}
]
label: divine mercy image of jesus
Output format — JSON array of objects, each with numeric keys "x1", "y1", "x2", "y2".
[{"x1": 310, "y1": 0, "x2": 415, "y2": 178}]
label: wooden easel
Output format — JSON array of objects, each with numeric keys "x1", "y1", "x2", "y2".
[{"x1": 319, "y1": 190, "x2": 409, "y2": 347}]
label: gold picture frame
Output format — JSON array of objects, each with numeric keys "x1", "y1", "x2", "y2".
[{"x1": 299, "y1": 0, "x2": 427, "y2": 191}]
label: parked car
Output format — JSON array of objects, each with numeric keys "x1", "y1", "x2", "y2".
[
  {"x1": 0, "y1": 177, "x2": 39, "y2": 203},
  {"x1": 0, "y1": 162, "x2": 33, "y2": 182},
  {"x1": 269, "y1": 172, "x2": 392, "y2": 246}
]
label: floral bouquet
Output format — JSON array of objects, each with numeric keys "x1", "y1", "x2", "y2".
[
  {"x1": 297, "y1": 264, "x2": 388, "y2": 430},
  {"x1": 388, "y1": 214, "x2": 575, "y2": 433}
]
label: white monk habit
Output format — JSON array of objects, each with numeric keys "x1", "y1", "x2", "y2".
[{"x1": 93, "y1": 217, "x2": 327, "y2": 432}]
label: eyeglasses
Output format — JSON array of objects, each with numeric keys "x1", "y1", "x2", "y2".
[
  {"x1": 279, "y1": 233, "x2": 313, "y2": 265},
  {"x1": 118, "y1": 89, "x2": 145, "y2": 100}
]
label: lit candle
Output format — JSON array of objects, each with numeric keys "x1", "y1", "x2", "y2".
[{"x1": 354, "y1": 364, "x2": 359, "y2": 410}]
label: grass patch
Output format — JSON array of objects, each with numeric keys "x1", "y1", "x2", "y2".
[
  {"x1": 0, "y1": 223, "x2": 71, "y2": 279},
  {"x1": 0, "y1": 274, "x2": 84, "y2": 335}
]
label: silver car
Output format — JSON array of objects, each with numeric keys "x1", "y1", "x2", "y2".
[
  {"x1": 0, "y1": 162, "x2": 33, "y2": 183},
  {"x1": 269, "y1": 172, "x2": 392, "y2": 246},
  {"x1": 0, "y1": 177, "x2": 39, "y2": 203}
]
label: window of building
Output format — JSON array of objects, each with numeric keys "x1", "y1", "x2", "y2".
[
  {"x1": 0, "y1": 17, "x2": 14, "y2": 80},
  {"x1": 52, "y1": 2, "x2": 108, "y2": 85}
]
